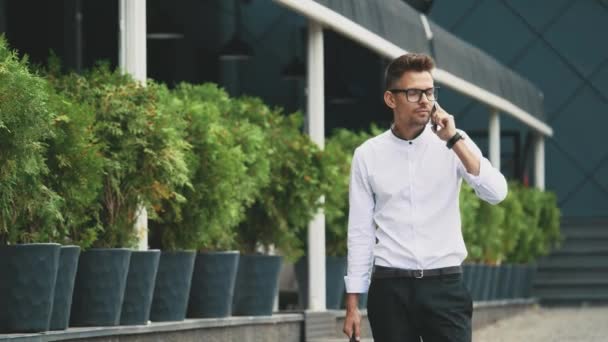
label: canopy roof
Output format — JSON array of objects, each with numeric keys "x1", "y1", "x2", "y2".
[{"x1": 274, "y1": 0, "x2": 552, "y2": 136}]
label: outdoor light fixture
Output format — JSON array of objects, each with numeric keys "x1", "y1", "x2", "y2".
[
  {"x1": 219, "y1": 0, "x2": 253, "y2": 61},
  {"x1": 281, "y1": 56, "x2": 305, "y2": 80},
  {"x1": 281, "y1": 27, "x2": 306, "y2": 80}
]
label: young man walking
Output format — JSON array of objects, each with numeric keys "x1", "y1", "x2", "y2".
[{"x1": 343, "y1": 53, "x2": 508, "y2": 342}]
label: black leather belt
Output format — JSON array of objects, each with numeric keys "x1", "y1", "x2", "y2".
[{"x1": 372, "y1": 265, "x2": 462, "y2": 279}]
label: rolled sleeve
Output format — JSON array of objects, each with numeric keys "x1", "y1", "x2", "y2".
[
  {"x1": 344, "y1": 147, "x2": 376, "y2": 294},
  {"x1": 458, "y1": 132, "x2": 508, "y2": 205}
]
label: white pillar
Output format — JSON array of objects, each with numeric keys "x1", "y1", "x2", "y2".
[
  {"x1": 306, "y1": 20, "x2": 326, "y2": 312},
  {"x1": 119, "y1": 0, "x2": 148, "y2": 250},
  {"x1": 119, "y1": 0, "x2": 147, "y2": 84},
  {"x1": 489, "y1": 109, "x2": 500, "y2": 171},
  {"x1": 534, "y1": 134, "x2": 545, "y2": 191}
]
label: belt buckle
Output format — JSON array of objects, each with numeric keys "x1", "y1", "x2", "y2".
[{"x1": 414, "y1": 269, "x2": 424, "y2": 279}]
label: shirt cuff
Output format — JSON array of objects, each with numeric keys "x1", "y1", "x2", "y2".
[
  {"x1": 344, "y1": 275, "x2": 371, "y2": 293},
  {"x1": 463, "y1": 157, "x2": 491, "y2": 187}
]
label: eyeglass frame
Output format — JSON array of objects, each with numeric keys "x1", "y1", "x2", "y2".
[{"x1": 388, "y1": 86, "x2": 440, "y2": 103}]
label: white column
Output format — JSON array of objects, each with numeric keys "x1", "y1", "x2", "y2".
[
  {"x1": 534, "y1": 134, "x2": 545, "y2": 191},
  {"x1": 489, "y1": 109, "x2": 501, "y2": 171},
  {"x1": 119, "y1": 0, "x2": 148, "y2": 250},
  {"x1": 306, "y1": 20, "x2": 326, "y2": 312},
  {"x1": 119, "y1": 0, "x2": 147, "y2": 84}
]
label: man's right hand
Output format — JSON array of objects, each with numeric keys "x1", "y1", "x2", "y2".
[{"x1": 342, "y1": 293, "x2": 361, "y2": 341}]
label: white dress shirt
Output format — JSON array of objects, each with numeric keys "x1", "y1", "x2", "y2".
[{"x1": 344, "y1": 125, "x2": 508, "y2": 293}]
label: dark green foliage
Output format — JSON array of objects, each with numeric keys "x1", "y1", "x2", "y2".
[
  {"x1": 0, "y1": 37, "x2": 61, "y2": 244},
  {"x1": 48, "y1": 64, "x2": 190, "y2": 248},
  {"x1": 42, "y1": 79, "x2": 104, "y2": 248},
  {"x1": 234, "y1": 100, "x2": 326, "y2": 261},
  {"x1": 460, "y1": 181, "x2": 561, "y2": 264},
  {"x1": 150, "y1": 84, "x2": 271, "y2": 251}
]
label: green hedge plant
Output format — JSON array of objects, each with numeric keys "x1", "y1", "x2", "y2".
[
  {"x1": 234, "y1": 100, "x2": 326, "y2": 261},
  {"x1": 150, "y1": 84, "x2": 271, "y2": 251},
  {"x1": 0, "y1": 37, "x2": 61, "y2": 244},
  {"x1": 49, "y1": 64, "x2": 190, "y2": 248},
  {"x1": 40, "y1": 74, "x2": 104, "y2": 248}
]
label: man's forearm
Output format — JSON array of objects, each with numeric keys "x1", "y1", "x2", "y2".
[
  {"x1": 345, "y1": 293, "x2": 360, "y2": 311},
  {"x1": 452, "y1": 139, "x2": 480, "y2": 175}
]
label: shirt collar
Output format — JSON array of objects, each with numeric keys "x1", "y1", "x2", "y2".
[{"x1": 387, "y1": 123, "x2": 432, "y2": 146}]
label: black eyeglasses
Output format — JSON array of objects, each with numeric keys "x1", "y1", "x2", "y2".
[{"x1": 389, "y1": 87, "x2": 439, "y2": 103}]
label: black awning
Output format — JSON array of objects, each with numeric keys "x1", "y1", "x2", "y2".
[
  {"x1": 310, "y1": 0, "x2": 546, "y2": 123},
  {"x1": 313, "y1": 0, "x2": 431, "y2": 55}
]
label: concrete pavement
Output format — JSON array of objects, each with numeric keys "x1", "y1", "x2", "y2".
[{"x1": 473, "y1": 306, "x2": 608, "y2": 342}]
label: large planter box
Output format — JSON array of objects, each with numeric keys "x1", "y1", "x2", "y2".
[
  {"x1": 70, "y1": 248, "x2": 131, "y2": 327},
  {"x1": 150, "y1": 250, "x2": 196, "y2": 322},
  {"x1": 120, "y1": 249, "x2": 160, "y2": 325},
  {"x1": 233, "y1": 254, "x2": 282, "y2": 316},
  {"x1": 50, "y1": 245, "x2": 80, "y2": 330},
  {"x1": 0, "y1": 243, "x2": 61, "y2": 333},
  {"x1": 187, "y1": 251, "x2": 239, "y2": 318}
]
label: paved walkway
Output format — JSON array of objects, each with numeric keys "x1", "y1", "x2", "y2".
[{"x1": 473, "y1": 306, "x2": 608, "y2": 342}]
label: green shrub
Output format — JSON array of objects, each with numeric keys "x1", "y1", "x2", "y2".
[
  {"x1": 234, "y1": 100, "x2": 325, "y2": 261},
  {"x1": 460, "y1": 184, "x2": 481, "y2": 261},
  {"x1": 497, "y1": 181, "x2": 527, "y2": 260},
  {"x1": 0, "y1": 37, "x2": 61, "y2": 244},
  {"x1": 150, "y1": 84, "x2": 271, "y2": 251},
  {"x1": 505, "y1": 184, "x2": 561, "y2": 263},
  {"x1": 40, "y1": 78, "x2": 104, "y2": 248},
  {"x1": 49, "y1": 64, "x2": 190, "y2": 248}
]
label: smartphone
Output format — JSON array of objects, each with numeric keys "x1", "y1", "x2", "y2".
[{"x1": 430, "y1": 102, "x2": 438, "y2": 131}]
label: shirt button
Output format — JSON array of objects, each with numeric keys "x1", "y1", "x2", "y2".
[{"x1": 409, "y1": 142, "x2": 412, "y2": 145}]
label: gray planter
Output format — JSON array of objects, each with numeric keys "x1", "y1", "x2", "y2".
[
  {"x1": 120, "y1": 250, "x2": 160, "y2": 325},
  {"x1": 0, "y1": 243, "x2": 61, "y2": 333},
  {"x1": 70, "y1": 248, "x2": 131, "y2": 327},
  {"x1": 50, "y1": 245, "x2": 80, "y2": 330},
  {"x1": 232, "y1": 254, "x2": 282, "y2": 316},
  {"x1": 150, "y1": 250, "x2": 196, "y2": 322},
  {"x1": 187, "y1": 251, "x2": 239, "y2": 318},
  {"x1": 295, "y1": 255, "x2": 347, "y2": 309}
]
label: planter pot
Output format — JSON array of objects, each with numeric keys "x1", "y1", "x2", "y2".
[
  {"x1": 187, "y1": 251, "x2": 239, "y2": 318},
  {"x1": 120, "y1": 250, "x2": 160, "y2": 325},
  {"x1": 488, "y1": 265, "x2": 501, "y2": 300},
  {"x1": 50, "y1": 245, "x2": 81, "y2": 331},
  {"x1": 495, "y1": 264, "x2": 511, "y2": 300},
  {"x1": 0, "y1": 243, "x2": 61, "y2": 333},
  {"x1": 524, "y1": 263, "x2": 538, "y2": 298},
  {"x1": 232, "y1": 254, "x2": 282, "y2": 316},
  {"x1": 150, "y1": 250, "x2": 196, "y2": 322},
  {"x1": 70, "y1": 248, "x2": 131, "y2": 327},
  {"x1": 469, "y1": 263, "x2": 483, "y2": 301},
  {"x1": 512, "y1": 264, "x2": 526, "y2": 298},
  {"x1": 294, "y1": 256, "x2": 347, "y2": 309}
]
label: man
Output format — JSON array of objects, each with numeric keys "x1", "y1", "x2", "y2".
[{"x1": 342, "y1": 53, "x2": 507, "y2": 342}]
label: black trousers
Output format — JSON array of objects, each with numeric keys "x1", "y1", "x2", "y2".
[{"x1": 367, "y1": 272, "x2": 472, "y2": 342}]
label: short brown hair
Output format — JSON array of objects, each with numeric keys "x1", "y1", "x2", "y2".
[{"x1": 385, "y1": 53, "x2": 435, "y2": 90}]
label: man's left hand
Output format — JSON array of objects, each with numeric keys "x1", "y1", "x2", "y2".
[{"x1": 431, "y1": 102, "x2": 457, "y2": 141}]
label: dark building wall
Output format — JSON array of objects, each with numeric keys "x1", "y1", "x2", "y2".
[
  {"x1": 2, "y1": 0, "x2": 600, "y2": 218},
  {"x1": 429, "y1": 0, "x2": 608, "y2": 218}
]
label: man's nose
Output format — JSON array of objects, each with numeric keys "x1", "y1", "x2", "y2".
[{"x1": 419, "y1": 93, "x2": 431, "y2": 104}]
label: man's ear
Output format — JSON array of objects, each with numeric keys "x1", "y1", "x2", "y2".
[{"x1": 384, "y1": 91, "x2": 396, "y2": 109}]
